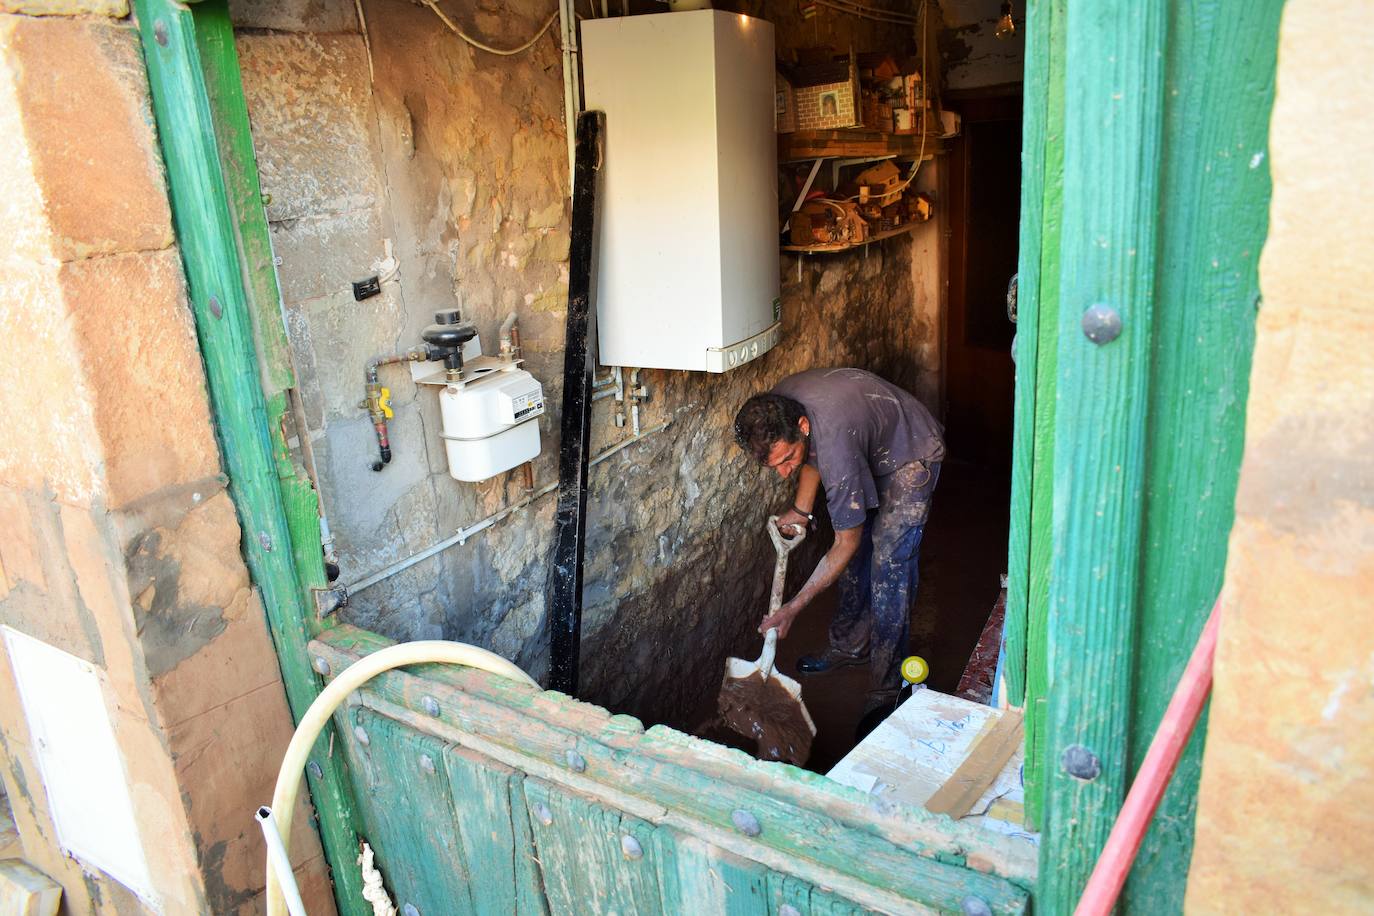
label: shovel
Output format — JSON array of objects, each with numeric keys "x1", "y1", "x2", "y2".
[{"x1": 717, "y1": 516, "x2": 817, "y2": 766}]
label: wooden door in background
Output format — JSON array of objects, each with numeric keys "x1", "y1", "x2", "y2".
[{"x1": 945, "y1": 94, "x2": 1022, "y2": 471}]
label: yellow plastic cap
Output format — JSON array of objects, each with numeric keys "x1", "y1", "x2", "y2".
[{"x1": 900, "y1": 655, "x2": 929, "y2": 685}]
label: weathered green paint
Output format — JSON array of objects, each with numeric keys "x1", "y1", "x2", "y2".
[
  {"x1": 342, "y1": 708, "x2": 476, "y2": 913},
  {"x1": 190, "y1": 0, "x2": 330, "y2": 600},
  {"x1": 1122, "y1": 1, "x2": 1281, "y2": 909},
  {"x1": 1023, "y1": 0, "x2": 1066, "y2": 831},
  {"x1": 340, "y1": 705, "x2": 554, "y2": 916},
  {"x1": 1033, "y1": 0, "x2": 1281, "y2": 911},
  {"x1": 524, "y1": 779, "x2": 665, "y2": 914},
  {"x1": 282, "y1": 470, "x2": 330, "y2": 599},
  {"x1": 1038, "y1": 0, "x2": 1168, "y2": 906},
  {"x1": 769, "y1": 873, "x2": 871, "y2": 915},
  {"x1": 1006, "y1": 0, "x2": 1065, "y2": 831},
  {"x1": 654, "y1": 831, "x2": 772, "y2": 914},
  {"x1": 313, "y1": 624, "x2": 1035, "y2": 913},
  {"x1": 1003, "y1": 0, "x2": 1049, "y2": 711},
  {"x1": 445, "y1": 747, "x2": 548, "y2": 916},
  {"x1": 191, "y1": 0, "x2": 295, "y2": 398},
  {"x1": 131, "y1": 3, "x2": 366, "y2": 911}
]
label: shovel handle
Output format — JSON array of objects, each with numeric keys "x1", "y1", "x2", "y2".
[
  {"x1": 768, "y1": 515, "x2": 807, "y2": 556},
  {"x1": 759, "y1": 627, "x2": 778, "y2": 681},
  {"x1": 767, "y1": 516, "x2": 805, "y2": 615}
]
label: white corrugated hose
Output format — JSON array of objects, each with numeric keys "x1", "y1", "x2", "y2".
[{"x1": 261, "y1": 641, "x2": 540, "y2": 916}]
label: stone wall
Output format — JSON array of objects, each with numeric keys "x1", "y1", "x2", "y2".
[
  {"x1": 0, "y1": 8, "x2": 333, "y2": 913},
  {"x1": 234, "y1": 0, "x2": 945, "y2": 727},
  {"x1": 1186, "y1": 0, "x2": 1374, "y2": 909}
]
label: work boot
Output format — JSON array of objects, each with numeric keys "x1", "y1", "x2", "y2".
[{"x1": 795, "y1": 647, "x2": 866, "y2": 675}]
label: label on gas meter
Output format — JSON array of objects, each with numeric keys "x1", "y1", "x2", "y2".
[{"x1": 512, "y1": 391, "x2": 544, "y2": 421}]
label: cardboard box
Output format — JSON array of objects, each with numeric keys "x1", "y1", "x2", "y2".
[
  {"x1": 790, "y1": 50, "x2": 861, "y2": 130},
  {"x1": 795, "y1": 80, "x2": 859, "y2": 130}
]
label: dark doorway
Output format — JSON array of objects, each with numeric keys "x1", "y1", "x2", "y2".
[{"x1": 945, "y1": 93, "x2": 1022, "y2": 471}]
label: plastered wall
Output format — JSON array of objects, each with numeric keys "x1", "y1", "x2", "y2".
[
  {"x1": 937, "y1": 0, "x2": 1022, "y2": 93},
  {"x1": 1186, "y1": 0, "x2": 1374, "y2": 910},
  {"x1": 0, "y1": 5, "x2": 333, "y2": 912},
  {"x1": 233, "y1": 0, "x2": 946, "y2": 726}
]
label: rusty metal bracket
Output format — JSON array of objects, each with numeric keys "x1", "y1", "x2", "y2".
[{"x1": 313, "y1": 585, "x2": 348, "y2": 618}]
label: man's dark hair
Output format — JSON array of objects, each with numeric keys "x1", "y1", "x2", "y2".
[{"x1": 733, "y1": 393, "x2": 807, "y2": 464}]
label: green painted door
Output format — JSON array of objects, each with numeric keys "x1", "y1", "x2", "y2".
[{"x1": 1004, "y1": 0, "x2": 1283, "y2": 912}]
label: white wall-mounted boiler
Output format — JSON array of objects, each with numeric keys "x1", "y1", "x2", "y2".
[{"x1": 581, "y1": 10, "x2": 782, "y2": 373}]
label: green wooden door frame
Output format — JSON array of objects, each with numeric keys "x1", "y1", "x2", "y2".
[
  {"x1": 133, "y1": 2, "x2": 368, "y2": 912},
  {"x1": 1039, "y1": 0, "x2": 1171, "y2": 906},
  {"x1": 1002, "y1": 0, "x2": 1066, "y2": 832},
  {"x1": 1005, "y1": 0, "x2": 1283, "y2": 911}
]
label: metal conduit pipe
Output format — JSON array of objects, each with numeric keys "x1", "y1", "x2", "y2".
[
  {"x1": 629, "y1": 367, "x2": 650, "y2": 437},
  {"x1": 611, "y1": 365, "x2": 626, "y2": 426},
  {"x1": 344, "y1": 420, "x2": 672, "y2": 596},
  {"x1": 261, "y1": 641, "x2": 539, "y2": 916},
  {"x1": 557, "y1": 0, "x2": 581, "y2": 183}
]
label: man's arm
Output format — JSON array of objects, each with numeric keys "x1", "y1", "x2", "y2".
[
  {"x1": 760, "y1": 525, "x2": 862, "y2": 637},
  {"x1": 776, "y1": 463, "x2": 822, "y2": 533}
]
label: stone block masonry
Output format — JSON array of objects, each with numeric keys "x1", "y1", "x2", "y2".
[{"x1": 0, "y1": 10, "x2": 334, "y2": 914}]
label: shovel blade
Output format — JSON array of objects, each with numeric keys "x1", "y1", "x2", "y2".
[{"x1": 718, "y1": 664, "x2": 816, "y2": 766}]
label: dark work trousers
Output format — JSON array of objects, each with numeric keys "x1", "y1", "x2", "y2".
[{"x1": 830, "y1": 459, "x2": 941, "y2": 713}]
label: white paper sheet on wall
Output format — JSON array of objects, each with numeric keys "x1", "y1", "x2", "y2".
[{"x1": 3, "y1": 626, "x2": 158, "y2": 909}]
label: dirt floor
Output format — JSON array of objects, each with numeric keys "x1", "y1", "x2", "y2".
[{"x1": 692, "y1": 458, "x2": 1010, "y2": 773}]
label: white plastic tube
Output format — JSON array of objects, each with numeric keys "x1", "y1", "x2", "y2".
[
  {"x1": 264, "y1": 641, "x2": 540, "y2": 916},
  {"x1": 257, "y1": 806, "x2": 307, "y2": 916}
]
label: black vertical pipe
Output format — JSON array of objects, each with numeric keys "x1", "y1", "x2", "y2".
[{"x1": 548, "y1": 111, "x2": 605, "y2": 695}]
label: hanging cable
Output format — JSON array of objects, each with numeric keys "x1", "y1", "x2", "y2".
[
  {"x1": 831, "y1": 0, "x2": 920, "y2": 15},
  {"x1": 814, "y1": 1, "x2": 917, "y2": 25},
  {"x1": 420, "y1": 0, "x2": 559, "y2": 56},
  {"x1": 812, "y1": 0, "x2": 920, "y2": 25}
]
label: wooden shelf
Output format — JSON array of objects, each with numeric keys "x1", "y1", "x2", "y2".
[
  {"x1": 779, "y1": 128, "x2": 941, "y2": 162},
  {"x1": 782, "y1": 220, "x2": 925, "y2": 254}
]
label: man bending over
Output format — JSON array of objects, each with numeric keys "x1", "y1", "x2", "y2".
[{"x1": 733, "y1": 367, "x2": 944, "y2": 733}]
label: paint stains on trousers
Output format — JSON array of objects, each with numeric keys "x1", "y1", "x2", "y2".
[{"x1": 830, "y1": 459, "x2": 940, "y2": 714}]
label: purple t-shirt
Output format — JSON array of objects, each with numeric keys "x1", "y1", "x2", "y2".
[{"x1": 772, "y1": 368, "x2": 944, "y2": 530}]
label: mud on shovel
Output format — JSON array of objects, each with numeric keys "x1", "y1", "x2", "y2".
[{"x1": 717, "y1": 516, "x2": 817, "y2": 766}]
